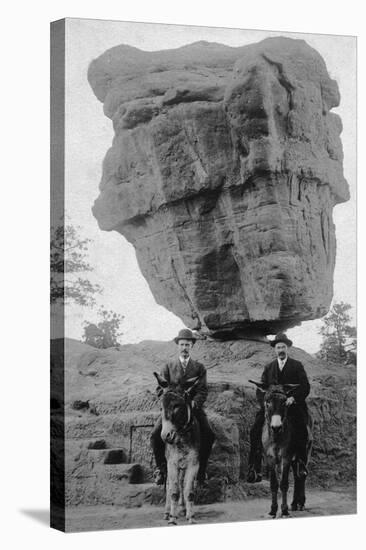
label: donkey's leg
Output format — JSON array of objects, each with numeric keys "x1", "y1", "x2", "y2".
[
  {"x1": 168, "y1": 484, "x2": 179, "y2": 525},
  {"x1": 167, "y1": 460, "x2": 179, "y2": 525},
  {"x1": 179, "y1": 469, "x2": 186, "y2": 517},
  {"x1": 163, "y1": 449, "x2": 171, "y2": 520},
  {"x1": 291, "y1": 461, "x2": 299, "y2": 511},
  {"x1": 269, "y1": 466, "x2": 279, "y2": 517},
  {"x1": 297, "y1": 473, "x2": 306, "y2": 510},
  {"x1": 164, "y1": 477, "x2": 170, "y2": 520},
  {"x1": 292, "y1": 460, "x2": 306, "y2": 510},
  {"x1": 184, "y1": 463, "x2": 199, "y2": 524},
  {"x1": 280, "y1": 460, "x2": 291, "y2": 517},
  {"x1": 297, "y1": 428, "x2": 311, "y2": 511}
]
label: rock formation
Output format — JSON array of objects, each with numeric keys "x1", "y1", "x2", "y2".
[
  {"x1": 61, "y1": 338, "x2": 356, "y2": 507},
  {"x1": 88, "y1": 37, "x2": 349, "y2": 337}
]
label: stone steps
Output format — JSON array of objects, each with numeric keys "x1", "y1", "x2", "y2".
[
  {"x1": 66, "y1": 434, "x2": 271, "y2": 507},
  {"x1": 66, "y1": 440, "x2": 154, "y2": 506},
  {"x1": 66, "y1": 410, "x2": 240, "y2": 483},
  {"x1": 87, "y1": 448, "x2": 127, "y2": 465},
  {"x1": 65, "y1": 404, "x2": 245, "y2": 508},
  {"x1": 102, "y1": 463, "x2": 144, "y2": 484},
  {"x1": 66, "y1": 437, "x2": 231, "y2": 506}
]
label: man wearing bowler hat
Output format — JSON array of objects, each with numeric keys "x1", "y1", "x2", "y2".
[
  {"x1": 150, "y1": 328, "x2": 215, "y2": 485},
  {"x1": 247, "y1": 332, "x2": 310, "y2": 483}
]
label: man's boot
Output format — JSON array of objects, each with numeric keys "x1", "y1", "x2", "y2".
[
  {"x1": 150, "y1": 417, "x2": 166, "y2": 485},
  {"x1": 153, "y1": 464, "x2": 167, "y2": 486},
  {"x1": 247, "y1": 408, "x2": 264, "y2": 483},
  {"x1": 196, "y1": 471, "x2": 208, "y2": 487},
  {"x1": 292, "y1": 413, "x2": 309, "y2": 478},
  {"x1": 246, "y1": 465, "x2": 262, "y2": 483},
  {"x1": 296, "y1": 458, "x2": 308, "y2": 478},
  {"x1": 196, "y1": 409, "x2": 215, "y2": 487},
  {"x1": 247, "y1": 444, "x2": 262, "y2": 483},
  {"x1": 197, "y1": 444, "x2": 212, "y2": 487}
]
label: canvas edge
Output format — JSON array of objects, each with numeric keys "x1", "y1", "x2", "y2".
[{"x1": 50, "y1": 17, "x2": 66, "y2": 533}]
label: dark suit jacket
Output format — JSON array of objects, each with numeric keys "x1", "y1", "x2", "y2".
[
  {"x1": 160, "y1": 358, "x2": 208, "y2": 409},
  {"x1": 257, "y1": 357, "x2": 310, "y2": 407}
]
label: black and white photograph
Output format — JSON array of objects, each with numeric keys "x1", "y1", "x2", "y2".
[{"x1": 50, "y1": 16, "x2": 357, "y2": 534}]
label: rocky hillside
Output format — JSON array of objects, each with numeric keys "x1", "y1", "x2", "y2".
[{"x1": 51, "y1": 337, "x2": 356, "y2": 507}]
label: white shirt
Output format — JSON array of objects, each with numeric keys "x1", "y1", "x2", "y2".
[
  {"x1": 179, "y1": 356, "x2": 190, "y2": 372},
  {"x1": 277, "y1": 356, "x2": 288, "y2": 371}
]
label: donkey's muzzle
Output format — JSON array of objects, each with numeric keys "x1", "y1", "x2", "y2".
[
  {"x1": 270, "y1": 414, "x2": 283, "y2": 434},
  {"x1": 164, "y1": 432, "x2": 176, "y2": 444},
  {"x1": 271, "y1": 424, "x2": 283, "y2": 435}
]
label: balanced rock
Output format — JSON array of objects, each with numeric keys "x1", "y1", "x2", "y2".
[{"x1": 88, "y1": 37, "x2": 349, "y2": 337}]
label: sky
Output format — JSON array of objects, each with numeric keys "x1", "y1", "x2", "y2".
[{"x1": 64, "y1": 18, "x2": 356, "y2": 353}]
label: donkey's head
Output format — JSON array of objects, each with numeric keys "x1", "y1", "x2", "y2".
[
  {"x1": 249, "y1": 380, "x2": 299, "y2": 436},
  {"x1": 153, "y1": 372, "x2": 201, "y2": 444}
]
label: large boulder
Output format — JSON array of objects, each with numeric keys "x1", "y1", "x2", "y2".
[{"x1": 88, "y1": 37, "x2": 349, "y2": 337}]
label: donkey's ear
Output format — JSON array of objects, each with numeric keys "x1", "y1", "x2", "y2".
[
  {"x1": 153, "y1": 372, "x2": 169, "y2": 388},
  {"x1": 249, "y1": 379, "x2": 266, "y2": 393},
  {"x1": 283, "y1": 383, "x2": 299, "y2": 396}
]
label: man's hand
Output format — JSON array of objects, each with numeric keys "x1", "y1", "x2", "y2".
[{"x1": 285, "y1": 396, "x2": 295, "y2": 406}]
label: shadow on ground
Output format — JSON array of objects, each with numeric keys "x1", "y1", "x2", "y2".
[{"x1": 19, "y1": 509, "x2": 49, "y2": 526}]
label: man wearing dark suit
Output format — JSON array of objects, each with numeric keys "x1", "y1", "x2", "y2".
[
  {"x1": 150, "y1": 328, "x2": 215, "y2": 485},
  {"x1": 247, "y1": 333, "x2": 310, "y2": 483}
]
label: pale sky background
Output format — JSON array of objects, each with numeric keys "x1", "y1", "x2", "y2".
[{"x1": 64, "y1": 18, "x2": 356, "y2": 353}]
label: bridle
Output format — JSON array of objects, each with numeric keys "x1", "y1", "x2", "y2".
[
  {"x1": 163, "y1": 389, "x2": 195, "y2": 435},
  {"x1": 265, "y1": 390, "x2": 289, "y2": 426}
]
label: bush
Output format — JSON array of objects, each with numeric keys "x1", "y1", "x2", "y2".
[{"x1": 82, "y1": 307, "x2": 124, "y2": 349}]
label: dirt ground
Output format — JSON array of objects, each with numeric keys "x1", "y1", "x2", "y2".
[{"x1": 65, "y1": 486, "x2": 356, "y2": 532}]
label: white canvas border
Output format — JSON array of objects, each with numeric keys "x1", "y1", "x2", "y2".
[{"x1": 1, "y1": 1, "x2": 364, "y2": 549}]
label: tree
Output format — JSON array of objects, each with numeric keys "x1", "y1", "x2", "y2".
[
  {"x1": 82, "y1": 307, "x2": 124, "y2": 349},
  {"x1": 318, "y1": 301, "x2": 357, "y2": 363},
  {"x1": 51, "y1": 224, "x2": 101, "y2": 306}
]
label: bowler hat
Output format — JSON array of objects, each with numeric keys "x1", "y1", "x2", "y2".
[
  {"x1": 174, "y1": 328, "x2": 197, "y2": 344},
  {"x1": 270, "y1": 332, "x2": 293, "y2": 348}
]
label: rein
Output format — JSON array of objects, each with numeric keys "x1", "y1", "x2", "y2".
[{"x1": 178, "y1": 402, "x2": 194, "y2": 435}]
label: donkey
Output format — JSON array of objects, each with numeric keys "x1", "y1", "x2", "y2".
[
  {"x1": 249, "y1": 381, "x2": 313, "y2": 518},
  {"x1": 154, "y1": 372, "x2": 201, "y2": 525}
]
